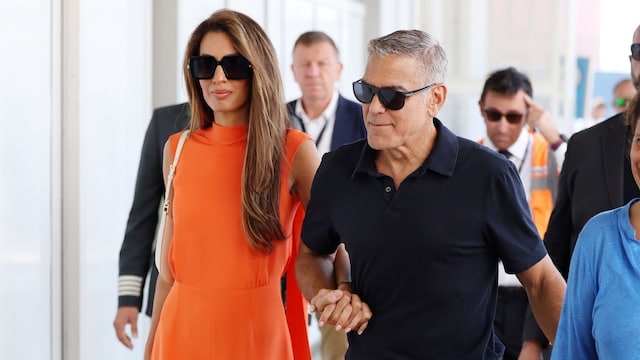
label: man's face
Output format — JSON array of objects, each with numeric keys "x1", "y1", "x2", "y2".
[
  {"x1": 291, "y1": 41, "x2": 343, "y2": 104},
  {"x1": 631, "y1": 26, "x2": 640, "y2": 91},
  {"x1": 479, "y1": 90, "x2": 528, "y2": 151},
  {"x1": 360, "y1": 55, "x2": 436, "y2": 151}
]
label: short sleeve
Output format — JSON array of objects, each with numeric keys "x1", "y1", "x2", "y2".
[
  {"x1": 486, "y1": 161, "x2": 547, "y2": 274},
  {"x1": 301, "y1": 152, "x2": 341, "y2": 255}
]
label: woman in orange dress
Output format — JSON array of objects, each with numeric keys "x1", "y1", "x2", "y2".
[{"x1": 144, "y1": 9, "x2": 320, "y2": 359}]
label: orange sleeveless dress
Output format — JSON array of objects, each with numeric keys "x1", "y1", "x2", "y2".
[{"x1": 151, "y1": 123, "x2": 311, "y2": 360}]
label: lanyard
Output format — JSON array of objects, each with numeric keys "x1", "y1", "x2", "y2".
[
  {"x1": 515, "y1": 135, "x2": 531, "y2": 174},
  {"x1": 292, "y1": 112, "x2": 329, "y2": 147}
]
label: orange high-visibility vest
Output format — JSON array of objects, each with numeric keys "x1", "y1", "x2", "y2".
[{"x1": 529, "y1": 132, "x2": 558, "y2": 237}]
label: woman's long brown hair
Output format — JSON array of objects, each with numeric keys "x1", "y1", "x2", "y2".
[{"x1": 183, "y1": 9, "x2": 289, "y2": 253}]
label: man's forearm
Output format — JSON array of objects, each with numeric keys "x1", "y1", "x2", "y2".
[
  {"x1": 526, "y1": 267, "x2": 566, "y2": 344},
  {"x1": 295, "y1": 249, "x2": 336, "y2": 301}
]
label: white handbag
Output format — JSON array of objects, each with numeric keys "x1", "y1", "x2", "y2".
[{"x1": 154, "y1": 130, "x2": 190, "y2": 269}]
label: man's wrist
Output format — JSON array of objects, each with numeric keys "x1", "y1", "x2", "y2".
[
  {"x1": 336, "y1": 280, "x2": 352, "y2": 291},
  {"x1": 118, "y1": 295, "x2": 143, "y2": 309},
  {"x1": 550, "y1": 136, "x2": 565, "y2": 151}
]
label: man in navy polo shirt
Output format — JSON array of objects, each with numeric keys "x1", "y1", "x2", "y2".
[{"x1": 296, "y1": 29, "x2": 566, "y2": 359}]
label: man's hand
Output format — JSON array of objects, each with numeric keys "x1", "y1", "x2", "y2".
[
  {"x1": 113, "y1": 306, "x2": 139, "y2": 349},
  {"x1": 523, "y1": 94, "x2": 561, "y2": 144}
]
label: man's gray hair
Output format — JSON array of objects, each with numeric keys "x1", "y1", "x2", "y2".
[{"x1": 367, "y1": 29, "x2": 447, "y2": 84}]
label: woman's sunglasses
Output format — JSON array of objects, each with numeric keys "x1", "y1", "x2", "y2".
[
  {"x1": 352, "y1": 80, "x2": 437, "y2": 110},
  {"x1": 482, "y1": 109, "x2": 525, "y2": 124},
  {"x1": 632, "y1": 43, "x2": 640, "y2": 61},
  {"x1": 188, "y1": 55, "x2": 253, "y2": 80}
]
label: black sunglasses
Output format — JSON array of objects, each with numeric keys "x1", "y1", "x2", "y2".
[
  {"x1": 482, "y1": 109, "x2": 525, "y2": 124},
  {"x1": 189, "y1": 55, "x2": 253, "y2": 80},
  {"x1": 632, "y1": 43, "x2": 640, "y2": 61},
  {"x1": 352, "y1": 80, "x2": 437, "y2": 110}
]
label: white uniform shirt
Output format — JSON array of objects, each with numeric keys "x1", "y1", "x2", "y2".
[{"x1": 292, "y1": 90, "x2": 339, "y2": 156}]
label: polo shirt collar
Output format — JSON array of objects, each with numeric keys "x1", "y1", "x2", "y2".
[{"x1": 351, "y1": 118, "x2": 458, "y2": 179}]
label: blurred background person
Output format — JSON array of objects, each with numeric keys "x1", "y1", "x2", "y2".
[
  {"x1": 288, "y1": 31, "x2": 366, "y2": 154},
  {"x1": 113, "y1": 103, "x2": 189, "y2": 350},
  {"x1": 611, "y1": 78, "x2": 637, "y2": 114},
  {"x1": 288, "y1": 30, "x2": 366, "y2": 360},
  {"x1": 478, "y1": 67, "x2": 565, "y2": 360}
]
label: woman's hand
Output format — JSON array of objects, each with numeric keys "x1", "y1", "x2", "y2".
[{"x1": 311, "y1": 288, "x2": 372, "y2": 335}]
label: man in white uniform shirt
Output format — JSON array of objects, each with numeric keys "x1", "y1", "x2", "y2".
[{"x1": 478, "y1": 67, "x2": 565, "y2": 360}]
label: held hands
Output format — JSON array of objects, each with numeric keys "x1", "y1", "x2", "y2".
[{"x1": 309, "y1": 287, "x2": 372, "y2": 335}]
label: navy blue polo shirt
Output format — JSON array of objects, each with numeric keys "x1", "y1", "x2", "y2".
[{"x1": 302, "y1": 118, "x2": 546, "y2": 359}]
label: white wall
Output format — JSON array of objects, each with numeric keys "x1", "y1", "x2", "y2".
[
  {"x1": 0, "y1": 1, "x2": 53, "y2": 359},
  {"x1": 64, "y1": 0, "x2": 153, "y2": 359}
]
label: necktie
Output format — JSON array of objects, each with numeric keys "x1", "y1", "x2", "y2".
[{"x1": 498, "y1": 149, "x2": 511, "y2": 159}]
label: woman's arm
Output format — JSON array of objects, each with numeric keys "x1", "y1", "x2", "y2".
[{"x1": 290, "y1": 139, "x2": 320, "y2": 208}]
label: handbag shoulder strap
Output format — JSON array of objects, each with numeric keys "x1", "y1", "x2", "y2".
[
  {"x1": 155, "y1": 129, "x2": 189, "y2": 270},
  {"x1": 162, "y1": 129, "x2": 190, "y2": 214}
]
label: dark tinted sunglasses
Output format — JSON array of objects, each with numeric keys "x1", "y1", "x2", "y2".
[
  {"x1": 483, "y1": 109, "x2": 525, "y2": 124},
  {"x1": 189, "y1": 55, "x2": 252, "y2": 80},
  {"x1": 352, "y1": 80, "x2": 437, "y2": 110},
  {"x1": 632, "y1": 43, "x2": 640, "y2": 61}
]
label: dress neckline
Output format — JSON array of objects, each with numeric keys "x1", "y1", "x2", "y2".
[{"x1": 201, "y1": 121, "x2": 248, "y2": 145}]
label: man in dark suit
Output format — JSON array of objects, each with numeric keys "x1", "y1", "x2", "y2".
[
  {"x1": 288, "y1": 31, "x2": 366, "y2": 154},
  {"x1": 113, "y1": 103, "x2": 189, "y2": 349},
  {"x1": 288, "y1": 30, "x2": 366, "y2": 360},
  {"x1": 521, "y1": 23, "x2": 640, "y2": 355}
]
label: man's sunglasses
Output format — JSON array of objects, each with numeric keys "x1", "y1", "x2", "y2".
[
  {"x1": 482, "y1": 109, "x2": 525, "y2": 124},
  {"x1": 632, "y1": 43, "x2": 640, "y2": 61},
  {"x1": 188, "y1": 55, "x2": 253, "y2": 80},
  {"x1": 614, "y1": 97, "x2": 631, "y2": 108},
  {"x1": 352, "y1": 80, "x2": 437, "y2": 110}
]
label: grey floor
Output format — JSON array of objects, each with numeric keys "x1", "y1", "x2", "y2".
[{"x1": 309, "y1": 314, "x2": 322, "y2": 359}]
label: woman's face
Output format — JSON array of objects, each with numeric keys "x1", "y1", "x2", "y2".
[
  {"x1": 631, "y1": 117, "x2": 640, "y2": 188},
  {"x1": 198, "y1": 31, "x2": 251, "y2": 125}
]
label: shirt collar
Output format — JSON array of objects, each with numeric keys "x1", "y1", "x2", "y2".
[
  {"x1": 484, "y1": 128, "x2": 529, "y2": 162},
  {"x1": 352, "y1": 118, "x2": 458, "y2": 179},
  {"x1": 294, "y1": 89, "x2": 339, "y2": 123}
]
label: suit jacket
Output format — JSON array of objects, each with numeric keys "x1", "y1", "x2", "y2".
[
  {"x1": 287, "y1": 94, "x2": 366, "y2": 151},
  {"x1": 118, "y1": 102, "x2": 190, "y2": 316},
  {"x1": 544, "y1": 112, "x2": 628, "y2": 278},
  {"x1": 522, "y1": 112, "x2": 629, "y2": 346}
]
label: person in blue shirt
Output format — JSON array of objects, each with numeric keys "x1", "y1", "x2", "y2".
[{"x1": 552, "y1": 92, "x2": 640, "y2": 359}]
